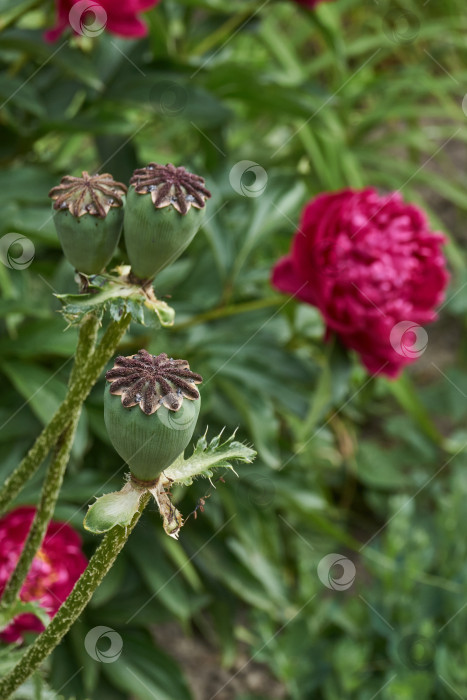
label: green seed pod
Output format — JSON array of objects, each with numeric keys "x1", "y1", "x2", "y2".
[
  {"x1": 104, "y1": 350, "x2": 202, "y2": 482},
  {"x1": 123, "y1": 163, "x2": 211, "y2": 280},
  {"x1": 49, "y1": 171, "x2": 127, "y2": 275}
]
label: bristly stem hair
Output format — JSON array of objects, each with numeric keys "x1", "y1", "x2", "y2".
[
  {"x1": 0, "y1": 314, "x2": 131, "y2": 516},
  {"x1": 0, "y1": 494, "x2": 150, "y2": 699}
]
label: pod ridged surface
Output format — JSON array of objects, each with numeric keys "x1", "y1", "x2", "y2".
[
  {"x1": 124, "y1": 187, "x2": 204, "y2": 279},
  {"x1": 53, "y1": 206, "x2": 123, "y2": 274},
  {"x1": 104, "y1": 350, "x2": 203, "y2": 481},
  {"x1": 123, "y1": 163, "x2": 211, "y2": 280},
  {"x1": 104, "y1": 385, "x2": 200, "y2": 481}
]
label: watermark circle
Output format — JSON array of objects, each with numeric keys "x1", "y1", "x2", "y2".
[
  {"x1": 317, "y1": 553, "x2": 356, "y2": 591},
  {"x1": 84, "y1": 626, "x2": 123, "y2": 663},
  {"x1": 0, "y1": 233, "x2": 35, "y2": 270},
  {"x1": 69, "y1": 1, "x2": 107, "y2": 38},
  {"x1": 390, "y1": 321, "x2": 428, "y2": 359},
  {"x1": 247, "y1": 475, "x2": 276, "y2": 508},
  {"x1": 383, "y1": 10, "x2": 420, "y2": 44},
  {"x1": 229, "y1": 161, "x2": 268, "y2": 198},
  {"x1": 462, "y1": 94, "x2": 467, "y2": 117},
  {"x1": 149, "y1": 80, "x2": 188, "y2": 116},
  {"x1": 156, "y1": 399, "x2": 198, "y2": 432},
  {"x1": 397, "y1": 634, "x2": 435, "y2": 670}
]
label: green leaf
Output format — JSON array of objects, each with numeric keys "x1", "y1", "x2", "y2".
[
  {"x1": 0, "y1": 76, "x2": 44, "y2": 118},
  {"x1": 61, "y1": 620, "x2": 99, "y2": 697},
  {"x1": 299, "y1": 336, "x2": 352, "y2": 440},
  {"x1": 356, "y1": 442, "x2": 412, "y2": 490},
  {"x1": 0, "y1": 645, "x2": 26, "y2": 677},
  {"x1": 103, "y1": 629, "x2": 192, "y2": 700},
  {"x1": 1, "y1": 361, "x2": 68, "y2": 425},
  {"x1": 218, "y1": 378, "x2": 280, "y2": 469},
  {"x1": 0, "y1": 318, "x2": 78, "y2": 359},
  {"x1": 0, "y1": 598, "x2": 50, "y2": 631},
  {"x1": 88, "y1": 553, "x2": 127, "y2": 608},
  {"x1": 84, "y1": 483, "x2": 143, "y2": 534},
  {"x1": 0, "y1": 30, "x2": 103, "y2": 90},
  {"x1": 164, "y1": 429, "x2": 256, "y2": 486},
  {"x1": 55, "y1": 268, "x2": 175, "y2": 328},
  {"x1": 0, "y1": 166, "x2": 56, "y2": 205},
  {"x1": 12, "y1": 674, "x2": 61, "y2": 700},
  {"x1": 386, "y1": 374, "x2": 445, "y2": 448},
  {"x1": 128, "y1": 525, "x2": 193, "y2": 621}
]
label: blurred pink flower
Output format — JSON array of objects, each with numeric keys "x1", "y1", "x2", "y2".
[
  {"x1": 45, "y1": 0, "x2": 160, "y2": 42},
  {"x1": 272, "y1": 189, "x2": 449, "y2": 377},
  {"x1": 0, "y1": 507, "x2": 87, "y2": 643}
]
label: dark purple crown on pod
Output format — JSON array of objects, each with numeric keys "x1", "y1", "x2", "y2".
[
  {"x1": 130, "y1": 163, "x2": 211, "y2": 215},
  {"x1": 105, "y1": 350, "x2": 203, "y2": 416},
  {"x1": 49, "y1": 171, "x2": 127, "y2": 218}
]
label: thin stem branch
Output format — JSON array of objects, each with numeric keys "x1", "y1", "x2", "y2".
[
  {"x1": 0, "y1": 314, "x2": 131, "y2": 516},
  {"x1": 172, "y1": 297, "x2": 282, "y2": 332},
  {"x1": 190, "y1": 9, "x2": 253, "y2": 57},
  {"x1": 0, "y1": 494, "x2": 150, "y2": 700}
]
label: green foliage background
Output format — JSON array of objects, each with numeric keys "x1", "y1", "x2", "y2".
[{"x1": 0, "y1": 0, "x2": 467, "y2": 698}]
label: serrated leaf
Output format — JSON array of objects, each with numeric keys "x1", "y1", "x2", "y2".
[
  {"x1": 55, "y1": 270, "x2": 175, "y2": 328},
  {"x1": 164, "y1": 429, "x2": 256, "y2": 486}
]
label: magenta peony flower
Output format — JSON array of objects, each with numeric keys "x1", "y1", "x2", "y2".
[
  {"x1": 272, "y1": 189, "x2": 449, "y2": 377},
  {"x1": 0, "y1": 507, "x2": 87, "y2": 643},
  {"x1": 45, "y1": 0, "x2": 160, "y2": 42}
]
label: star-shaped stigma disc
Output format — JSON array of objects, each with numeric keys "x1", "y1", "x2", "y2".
[
  {"x1": 49, "y1": 171, "x2": 127, "y2": 218},
  {"x1": 106, "y1": 350, "x2": 203, "y2": 415},
  {"x1": 130, "y1": 163, "x2": 211, "y2": 215}
]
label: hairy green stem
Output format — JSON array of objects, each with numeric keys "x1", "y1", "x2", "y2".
[
  {"x1": 0, "y1": 314, "x2": 100, "y2": 604},
  {"x1": 69, "y1": 313, "x2": 101, "y2": 386},
  {"x1": 0, "y1": 314, "x2": 131, "y2": 516},
  {"x1": 1, "y1": 413, "x2": 81, "y2": 606},
  {"x1": 0, "y1": 494, "x2": 150, "y2": 700}
]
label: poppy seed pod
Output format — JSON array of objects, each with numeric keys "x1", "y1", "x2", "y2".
[
  {"x1": 123, "y1": 163, "x2": 211, "y2": 280},
  {"x1": 104, "y1": 350, "x2": 202, "y2": 482},
  {"x1": 49, "y1": 171, "x2": 127, "y2": 275}
]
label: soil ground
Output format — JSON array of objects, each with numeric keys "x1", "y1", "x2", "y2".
[{"x1": 153, "y1": 622, "x2": 287, "y2": 700}]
